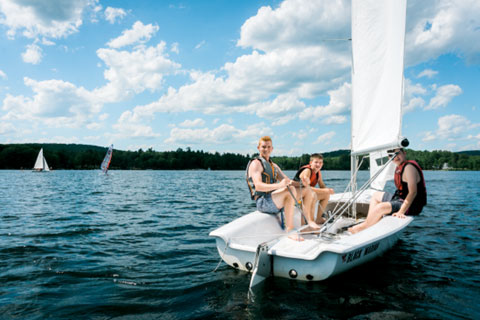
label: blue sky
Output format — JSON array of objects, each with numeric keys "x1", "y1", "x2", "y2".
[{"x1": 0, "y1": 0, "x2": 479, "y2": 155}]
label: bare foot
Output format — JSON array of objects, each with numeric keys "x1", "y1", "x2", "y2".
[
  {"x1": 315, "y1": 217, "x2": 326, "y2": 225},
  {"x1": 308, "y1": 221, "x2": 321, "y2": 230},
  {"x1": 288, "y1": 233, "x2": 304, "y2": 241},
  {"x1": 348, "y1": 226, "x2": 359, "y2": 234}
]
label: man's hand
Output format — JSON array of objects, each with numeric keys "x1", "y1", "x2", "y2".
[{"x1": 393, "y1": 211, "x2": 406, "y2": 218}]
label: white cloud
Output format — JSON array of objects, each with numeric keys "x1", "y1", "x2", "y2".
[
  {"x1": 403, "y1": 79, "x2": 427, "y2": 113},
  {"x1": 95, "y1": 42, "x2": 181, "y2": 101},
  {"x1": 179, "y1": 118, "x2": 206, "y2": 128},
  {"x1": 171, "y1": 42, "x2": 179, "y2": 54},
  {"x1": 299, "y1": 82, "x2": 351, "y2": 124},
  {"x1": 104, "y1": 7, "x2": 126, "y2": 24},
  {"x1": 0, "y1": 70, "x2": 6, "y2": 80},
  {"x1": 195, "y1": 40, "x2": 206, "y2": 49},
  {"x1": 113, "y1": 110, "x2": 160, "y2": 138},
  {"x1": 165, "y1": 123, "x2": 272, "y2": 146},
  {"x1": 405, "y1": 0, "x2": 480, "y2": 65},
  {"x1": 107, "y1": 21, "x2": 159, "y2": 48},
  {"x1": 0, "y1": 0, "x2": 94, "y2": 39},
  {"x1": 417, "y1": 69, "x2": 438, "y2": 78},
  {"x1": 21, "y1": 43, "x2": 43, "y2": 64},
  {"x1": 0, "y1": 122, "x2": 16, "y2": 135},
  {"x1": 314, "y1": 131, "x2": 336, "y2": 144},
  {"x1": 1, "y1": 77, "x2": 98, "y2": 128},
  {"x1": 422, "y1": 114, "x2": 478, "y2": 142},
  {"x1": 425, "y1": 84, "x2": 462, "y2": 110},
  {"x1": 238, "y1": 0, "x2": 350, "y2": 51}
]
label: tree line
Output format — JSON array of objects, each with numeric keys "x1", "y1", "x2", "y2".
[{"x1": 0, "y1": 143, "x2": 479, "y2": 171}]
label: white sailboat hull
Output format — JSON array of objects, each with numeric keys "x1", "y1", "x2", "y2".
[{"x1": 210, "y1": 208, "x2": 412, "y2": 282}]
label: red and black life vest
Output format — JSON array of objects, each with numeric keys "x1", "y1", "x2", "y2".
[
  {"x1": 245, "y1": 156, "x2": 278, "y2": 200},
  {"x1": 293, "y1": 164, "x2": 319, "y2": 187},
  {"x1": 394, "y1": 160, "x2": 427, "y2": 215}
]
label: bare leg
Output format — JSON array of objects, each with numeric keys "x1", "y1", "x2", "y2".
[
  {"x1": 272, "y1": 187, "x2": 304, "y2": 241},
  {"x1": 301, "y1": 188, "x2": 320, "y2": 230},
  {"x1": 313, "y1": 188, "x2": 331, "y2": 224},
  {"x1": 349, "y1": 192, "x2": 390, "y2": 234}
]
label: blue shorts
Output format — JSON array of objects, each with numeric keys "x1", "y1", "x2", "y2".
[
  {"x1": 256, "y1": 194, "x2": 281, "y2": 214},
  {"x1": 382, "y1": 192, "x2": 404, "y2": 214}
]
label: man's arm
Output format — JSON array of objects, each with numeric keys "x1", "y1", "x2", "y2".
[
  {"x1": 317, "y1": 171, "x2": 326, "y2": 188},
  {"x1": 393, "y1": 165, "x2": 419, "y2": 217},
  {"x1": 299, "y1": 168, "x2": 313, "y2": 188}
]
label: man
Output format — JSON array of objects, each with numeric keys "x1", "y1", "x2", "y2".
[
  {"x1": 294, "y1": 154, "x2": 334, "y2": 225},
  {"x1": 247, "y1": 136, "x2": 313, "y2": 241},
  {"x1": 349, "y1": 148, "x2": 427, "y2": 234}
]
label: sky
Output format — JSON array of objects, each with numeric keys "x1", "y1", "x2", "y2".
[{"x1": 0, "y1": 0, "x2": 479, "y2": 156}]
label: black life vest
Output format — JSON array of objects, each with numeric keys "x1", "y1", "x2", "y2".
[
  {"x1": 394, "y1": 160, "x2": 427, "y2": 215},
  {"x1": 293, "y1": 164, "x2": 319, "y2": 187},
  {"x1": 246, "y1": 156, "x2": 278, "y2": 200}
]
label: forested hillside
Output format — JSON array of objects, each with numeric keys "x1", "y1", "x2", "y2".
[{"x1": 0, "y1": 144, "x2": 479, "y2": 170}]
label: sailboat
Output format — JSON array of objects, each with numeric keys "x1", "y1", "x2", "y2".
[
  {"x1": 33, "y1": 148, "x2": 50, "y2": 172},
  {"x1": 210, "y1": 0, "x2": 411, "y2": 287},
  {"x1": 100, "y1": 144, "x2": 113, "y2": 174}
]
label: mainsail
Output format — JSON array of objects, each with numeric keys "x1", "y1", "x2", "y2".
[
  {"x1": 351, "y1": 0, "x2": 407, "y2": 190},
  {"x1": 33, "y1": 148, "x2": 50, "y2": 171},
  {"x1": 101, "y1": 144, "x2": 113, "y2": 173},
  {"x1": 351, "y1": 0, "x2": 406, "y2": 155}
]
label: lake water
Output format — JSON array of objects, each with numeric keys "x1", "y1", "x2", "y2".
[{"x1": 0, "y1": 170, "x2": 479, "y2": 319}]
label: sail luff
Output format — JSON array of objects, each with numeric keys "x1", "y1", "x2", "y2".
[{"x1": 351, "y1": 0, "x2": 407, "y2": 155}]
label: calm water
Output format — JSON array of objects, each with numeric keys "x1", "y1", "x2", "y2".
[{"x1": 0, "y1": 170, "x2": 479, "y2": 319}]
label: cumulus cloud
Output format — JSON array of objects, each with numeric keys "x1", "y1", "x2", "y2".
[
  {"x1": 165, "y1": 123, "x2": 273, "y2": 146},
  {"x1": 422, "y1": 114, "x2": 478, "y2": 142},
  {"x1": 0, "y1": 0, "x2": 94, "y2": 39},
  {"x1": 21, "y1": 43, "x2": 43, "y2": 64},
  {"x1": 0, "y1": 70, "x2": 6, "y2": 80},
  {"x1": 1, "y1": 77, "x2": 98, "y2": 127},
  {"x1": 299, "y1": 82, "x2": 351, "y2": 124},
  {"x1": 104, "y1": 7, "x2": 126, "y2": 24},
  {"x1": 417, "y1": 69, "x2": 438, "y2": 78},
  {"x1": 403, "y1": 79, "x2": 427, "y2": 113},
  {"x1": 107, "y1": 21, "x2": 159, "y2": 48},
  {"x1": 95, "y1": 41, "x2": 181, "y2": 101},
  {"x1": 405, "y1": 0, "x2": 480, "y2": 65},
  {"x1": 179, "y1": 118, "x2": 206, "y2": 128},
  {"x1": 0, "y1": 122, "x2": 16, "y2": 135},
  {"x1": 238, "y1": 0, "x2": 350, "y2": 51},
  {"x1": 314, "y1": 131, "x2": 336, "y2": 144},
  {"x1": 113, "y1": 110, "x2": 160, "y2": 138},
  {"x1": 425, "y1": 84, "x2": 462, "y2": 110}
]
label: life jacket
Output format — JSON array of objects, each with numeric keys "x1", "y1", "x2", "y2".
[
  {"x1": 293, "y1": 164, "x2": 319, "y2": 187},
  {"x1": 246, "y1": 156, "x2": 278, "y2": 200},
  {"x1": 394, "y1": 160, "x2": 427, "y2": 215}
]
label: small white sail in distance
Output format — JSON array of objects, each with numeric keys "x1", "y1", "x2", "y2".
[
  {"x1": 33, "y1": 148, "x2": 50, "y2": 171},
  {"x1": 101, "y1": 144, "x2": 113, "y2": 173}
]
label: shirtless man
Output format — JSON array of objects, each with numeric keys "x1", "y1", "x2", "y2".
[
  {"x1": 349, "y1": 148, "x2": 427, "y2": 234},
  {"x1": 247, "y1": 136, "x2": 317, "y2": 240}
]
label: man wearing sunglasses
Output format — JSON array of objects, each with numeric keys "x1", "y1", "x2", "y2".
[{"x1": 349, "y1": 148, "x2": 427, "y2": 234}]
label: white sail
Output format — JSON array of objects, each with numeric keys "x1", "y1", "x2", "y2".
[
  {"x1": 33, "y1": 148, "x2": 50, "y2": 171},
  {"x1": 351, "y1": 0, "x2": 406, "y2": 155},
  {"x1": 101, "y1": 144, "x2": 113, "y2": 173}
]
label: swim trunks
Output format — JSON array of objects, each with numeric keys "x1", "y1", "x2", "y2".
[
  {"x1": 382, "y1": 191, "x2": 404, "y2": 214},
  {"x1": 256, "y1": 193, "x2": 282, "y2": 214}
]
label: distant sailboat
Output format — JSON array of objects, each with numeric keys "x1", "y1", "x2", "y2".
[
  {"x1": 33, "y1": 148, "x2": 50, "y2": 172},
  {"x1": 101, "y1": 144, "x2": 113, "y2": 174}
]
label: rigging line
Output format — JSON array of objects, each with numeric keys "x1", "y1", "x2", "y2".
[
  {"x1": 330, "y1": 155, "x2": 367, "y2": 215},
  {"x1": 318, "y1": 152, "x2": 399, "y2": 234},
  {"x1": 212, "y1": 239, "x2": 230, "y2": 272}
]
